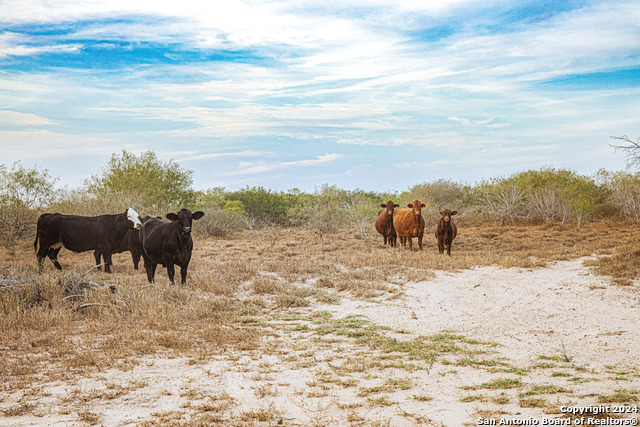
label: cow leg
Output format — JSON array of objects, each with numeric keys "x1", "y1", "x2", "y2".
[
  {"x1": 446, "y1": 237, "x2": 452, "y2": 256},
  {"x1": 166, "y1": 263, "x2": 176, "y2": 285},
  {"x1": 180, "y1": 263, "x2": 189, "y2": 285},
  {"x1": 37, "y1": 252, "x2": 48, "y2": 272},
  {"x1": 93, "y1": 250, "x2": 102, "y2": 270},
  {"x1": 418, "y1": 236, "x2": 423, "y2": 251},
  {"x1": 48, "y1": 247, "x2": 63, "y2": 270},
  {"x1": 36, "y1": 244, "x2": 50, "y2": 272},
  {"x1": 144, "y1": 260, "x2": 157, "y2": 284},
  {"x1": 437, "y1": 237, "x2": 444, "y2": 255},
  {"x1": 407, "y1": 237, "x2": 413, "y2": 251},
  {"x1": 383, "y1": 235, "x2": 388, "y2": 246},
  {"x1": 102, "y1": 251, "x2": 113, "y2": 273},
  {"x1": 132, "y1": 250, "x2": 140, "y2": 270}
]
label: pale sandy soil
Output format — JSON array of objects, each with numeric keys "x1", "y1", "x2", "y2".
[{"x1": 2, "y1": 257, "x2": 639, "y2": 426}]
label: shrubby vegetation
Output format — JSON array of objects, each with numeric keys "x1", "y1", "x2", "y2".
[
  {"x1": 84, "y1": 150, "x2": 196, "y2": 213},
  {"x1": 5, "y1": 149, "x2": 640, "y2": 244},
  {"x1": 0, "y1": 162, "x2": 57, "y2": 243}
]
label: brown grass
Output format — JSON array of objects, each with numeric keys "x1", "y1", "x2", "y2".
[{"x1": 1, "y1": 220, "x2": 640, "y2": 424}]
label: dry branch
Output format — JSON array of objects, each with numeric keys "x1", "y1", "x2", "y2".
[
  {"x1": 140, "y1": 283, "x2": 169, "y2": 292},
  {"x1": 58, "y1": 271, "x2": 117, "y2": 299},
  {"x1": 0, "y1": 271, "x2": 47, "y2": 306},
  {"x1": 610, "y1": 135, "x2": 640, "y2": 169}
]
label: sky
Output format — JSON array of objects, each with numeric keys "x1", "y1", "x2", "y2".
[{"x1": 0, "y1": 0, "x2": 639, "y2": 193}]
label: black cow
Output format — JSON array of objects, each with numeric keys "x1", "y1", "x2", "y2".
[
  {"x1": 140, "y1": 209, "x2": 204, "y2": 285},
  {"x1": 93, "y1": 228, "x2": 142, "y2": 270},
  {"x1": 34, "y1": 208, "x2": 142, "y2": 273}
]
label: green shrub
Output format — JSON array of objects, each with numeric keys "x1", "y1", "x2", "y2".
[
  {"x1": 226, "y1": 187, "x2": 291, "y2": 228},
  {"x1": 84, "y1": 150, "x2": 196, "y2": 214},
  {"x1": 196, "y1": 207, "x2": 246, "y2": 237},
  {"x1": 287, "y1": 185, "x2": 350, "y2": 237},
  {"x1": 0, "y1": 162, "x2": 57, "y2": 242}
]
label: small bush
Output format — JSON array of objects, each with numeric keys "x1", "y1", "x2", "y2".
[
  {"x1": 0, "y1": 162, "x2": 57, "y2": 243},
  {"x1": 197, "y1": 207, "x2": 246, "y2": 237}
]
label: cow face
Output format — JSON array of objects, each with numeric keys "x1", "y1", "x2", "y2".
[
  {"x1": 440, "y1": 209, "x2": 457, "y2": 223},
  {"x1": 407, "y1": 200, "x2": 426, "y2": 217},
  {"x1": 380, "y1": 200, "x2": 400, "y2": 216},
  {"x1": 117, "y1": 208, "x2": 142, "y2": 229},
  {"x1": 166, "y1": 209, "x2": 205, "y2": 234},
  {"x1": 126, "y1": 208, "x2": 143, "y2": 229}
]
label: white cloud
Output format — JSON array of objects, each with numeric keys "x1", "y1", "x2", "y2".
[
  {"x1": 0, "y1": 1, "x2": 638, "y2": 190},
  {"x1": 0, "y1": 32, "x2": 81, "y2": 58},
  {"x1": 174, "y1": 150, "x2": 273, "y2": 162},
  {"x1": 0, "y1": 110, "x2": 56, "y2": 126},
  {"x1": 223, "y1": 153, "x2": 343, "y2": 176}
]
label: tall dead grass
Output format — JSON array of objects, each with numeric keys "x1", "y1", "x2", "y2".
[{"x1": 1, "y1": 220, "x2": 639, "y2": 399}]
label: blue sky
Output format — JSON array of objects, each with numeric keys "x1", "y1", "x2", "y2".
[{"x1": 1, "y1": 0, "x2": 639, "y2": 193}]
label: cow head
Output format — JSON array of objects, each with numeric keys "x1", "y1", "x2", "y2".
[
  {"x1": 118, "y1": 208, "x2": 142, "y2": 229},
  {"x1": 380, "y1": 200, "x2": 400, "y2": 216},
  {"x1": 440, "y1": 209, "x2": 458, "y2": 223},
  {"x1": 166, "y1": 208, "x2": 205, "y2": 235},
  {"x1": 407, "y1": 200, "x2": 425, "y2": 217}
]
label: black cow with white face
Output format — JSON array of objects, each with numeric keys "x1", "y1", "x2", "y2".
[
  {"x1": 34, "y1": 208, "x2": 142, "y2": 273},
  {"x1": 140, "y1": 208, "x2": 204, "y2": 285}
]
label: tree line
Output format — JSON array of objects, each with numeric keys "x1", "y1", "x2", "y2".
[{"x1": 2, "y1": 150, "x2": 640, "y2": 243}]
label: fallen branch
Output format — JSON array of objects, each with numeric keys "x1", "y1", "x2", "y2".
[
  {"x1": 74, "y1": 302, "x2": 131, "y2": 313},
  {"x1": 81, "y1": 263, "x2": 106, "y2": 277},
  {"x1": 0, "y1": 272, "x2": 48, "y2": 306},
  {"x1": 140, "y1": 283, "x2": 169, "y2": 292}
]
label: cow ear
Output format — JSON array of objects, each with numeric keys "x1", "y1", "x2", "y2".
[
  {"x1": 381, "y1": 204, "x2": 386, "y2": 208},
  {"x1": 451, "y1": 211, "x2": 458, "y2": 215},
  {"x1": 421, "y1": 203, "x2": 426, "y2": 208},
  {"x1": 440, "y1": 210, "x2": 444, "y2": 215},
  {"x1": 407, "y1": 203, "x2": 412, "y2": 208},
  {"x1": 192, "y1": 211, "x2": 205, "y2": 220},
  {"x1": 116, "y1": 215, "x2": 125, "y2": 222},
  {"x1": 394, "y1": 204, "x2": 399, "y2": 208},
  {"x1": 166, "y1": 213, "x2": 178, "y2": 221}
]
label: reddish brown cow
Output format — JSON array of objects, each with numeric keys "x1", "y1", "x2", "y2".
[
  {"x1": 393, "y1": 200, "x2": 425, "y2": 251},
  {"x1": 375, "y1": 200, "x2": 399, "y2": 247},
  {"x1": 435, "y1": 209, "x2": 458, "y2": 256}
]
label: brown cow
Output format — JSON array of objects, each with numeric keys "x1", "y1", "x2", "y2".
[
  {"x1": 435, "y1": 209, "x2": 457, "y2": 256},
  {"x1": 375, "y1": 201, "x2": 399, "y2": 247},
  {"x1": 393, "y1": 200, "x2": 425, "y2": 251}
]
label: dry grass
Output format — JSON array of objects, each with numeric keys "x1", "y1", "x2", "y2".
[{"x1": 1, "y1": 220, "x2": 640, "y2": 424}]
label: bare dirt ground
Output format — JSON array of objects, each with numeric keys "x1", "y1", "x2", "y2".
[{"x1": 1, "y1": 224, "x2": 640, "y2": 426}]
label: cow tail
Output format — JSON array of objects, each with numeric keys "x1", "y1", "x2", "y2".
[{"x1": 34, "y1": 225, "x2": 39, "y2": 253}]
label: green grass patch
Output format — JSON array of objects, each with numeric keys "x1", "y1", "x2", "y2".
[
  {"x1": 551, "y1": 371, "x2": 572, "y2": 377},
  {"x1": 518, "y1": 384, "x2": 571, "y2": 397},
  {"x1": 519, "y1": 397, "x2": 547, "y2": 408},
  {"x1": 597, "y1": 389, "x2": 639, "y2": 404},
  {"x1": 460, "y1": 394, "x2": 486, "y2": 403},
  {"x1": 461, "y1": 377, "x2": 522, "y2": 391}
]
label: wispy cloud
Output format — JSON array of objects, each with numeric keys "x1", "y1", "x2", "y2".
[
  {"x1": 174, "y1": 150, "x2": 273, "y2": 162},
  {"x1": 223, "y1": 153, "x2": 343, "y2": 176},
  {"x1": 448, "y1": 116, "x2": 509, "y2": 128},
  {"x1": 0, "y1": 32, "x2": 81, "y2": 58},
  {"x1": 0, "y1": 0, "x2": 637, "y2": 191},
  {"x1": 0, "y1": 110, "x2": 56, "y2": 126}
]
